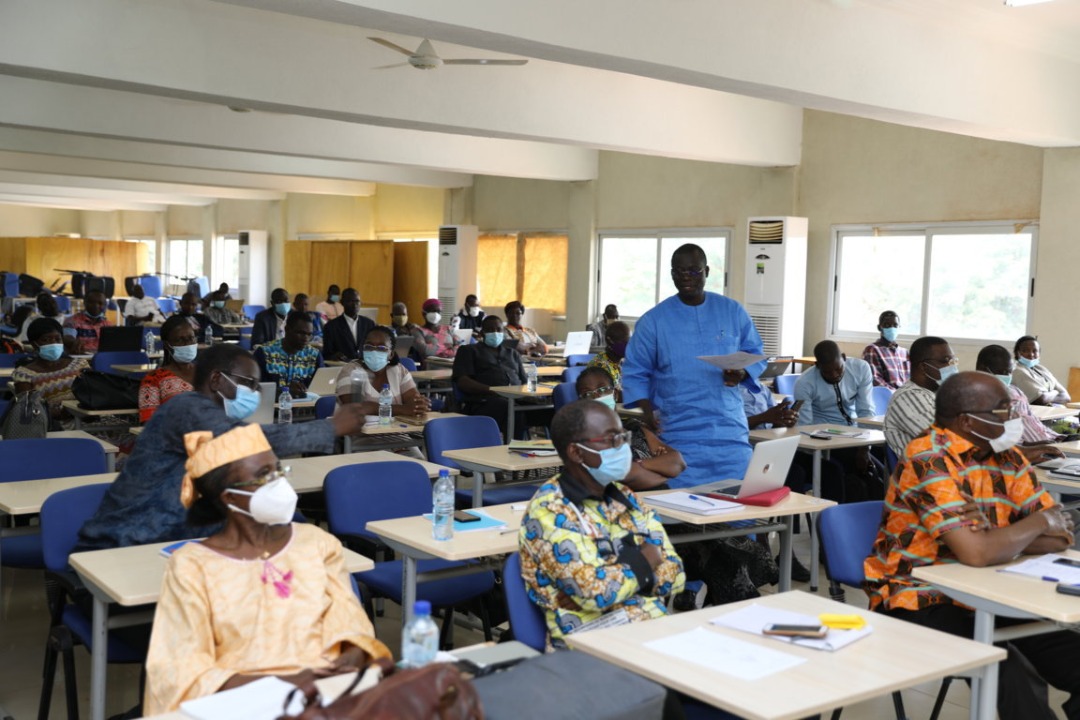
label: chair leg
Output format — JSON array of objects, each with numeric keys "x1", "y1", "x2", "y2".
[
  {"x1": 478, "y1": 597, "x2": 493, "y2": 642},
  {"x1": 61, "y1": 637, "x2": 79, "y2": 720},
  {"x1": 828, "y1": 580, "x2": 846, "y2": 603},
  {"x1": 891, "y1": 690, "x2": 907, "y2": 720},
  {"x1": 438, "y1": 607, "x2": 455, "y2": 650},
  {"x1": 37, "y1": 630, "x2": 60, "y2": 720},
  {"x1": 928, "y1": 677, "x2": 954, "y2": 720},
  {"x1": 829, "y1": 708, "x2": 842, "y2": 720}
]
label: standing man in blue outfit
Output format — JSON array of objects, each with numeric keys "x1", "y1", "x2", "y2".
[{"x1": 621, "y1": 243, "x2": 766, "y2": 488}]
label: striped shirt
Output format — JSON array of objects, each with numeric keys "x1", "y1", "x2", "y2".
[
  {"x1": 1009, "y1": 383, "x2": 1059, "y2": 444},
  {"x1": 253, "y1": 340, "x2": 324, "y2": 393},
  {"x1": 862, "y1": 338, "x2": 909, "y2": 390},
  {"x1": 864, "y1": 425, "x2": 1053, "y2": 612},
  {"x1": 883, "y1": 380, "x2": 936, "y2": 458}
]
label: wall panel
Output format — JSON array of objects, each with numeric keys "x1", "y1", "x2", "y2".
[
  {"x1": 392, "y1": 241, "x2": 429, "y2": 323},
  {"x1": 309, "y1": 242, "x2": 351, "y2": 303},
  {"x1": 349, "y1": 241, "x2": 394, "y2": 325}
]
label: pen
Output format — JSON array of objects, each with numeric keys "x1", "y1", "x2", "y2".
[
  {"x1": 687, "y1": 494, "x2": 719, "y2": 506},
  {"x1": 1042, "y1": 576, "x2": 1060, "y2": 582},
  {"x1": 499, "y1": 528, "x2": 519, "y2": 535}
]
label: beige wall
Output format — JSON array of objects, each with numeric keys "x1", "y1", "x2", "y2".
[{"x1": 0, "y1": 205, "x2": 80, "y2": 237}]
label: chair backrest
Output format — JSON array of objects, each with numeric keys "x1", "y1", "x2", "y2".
[
  {"x1": 242, "y1": 304, "x2": 265, "y2": 320},
  {"x1": 0, "y1": 352, "x2": 28, "y2": 368},
  {"x1": 773, "y1": 373, "x2": 800, "y2": 396},
  {"x1": 553, "y1": 381, "x2": 577, "y2": 411},
  {"x1": 324, "y1": 461, "x2": 432, "y2": 542},
  {"x1": 424, "y1": 416, "x2": 503, "y2": 471},
  {"x1": 503, "y1": 553, "x2": 548, "y2": 652},
  {"x1": 817, "y1": 501, "x2": 885, "y2": 588},
  {"x1": 139, "y1": 275, "x2": 163, "y2": 299},
  {"x1": 40, "y1": 483, "x2": 111, "y2": 572},
  {"x1": 315, "y1": 395, "x2": 337, "y2": 420},
  {"x1": 399, "y1": 357, "x2": 417, "y2": 372},
  {"x1": 872, "y1": 386, "x2": 894, "y2": 414},
  {"x1": 885, "y1": 444, "x2": 899, "y2": 477},
  {"x1": 561, "y1": 366, "x2": 586, "y2": 385},
  {"x1": 91, "y1": 350, "x2": 149, "y2": 373},
  {"x1": 0, "y1": 438, "x2": 107, "y2": 483},
  {"x1": 156, "y1": 297, "x2": 177, "y2": 314},
  {"x1": 53, "y1": 296, "x2": 72, "y2": 314},
  {"x1": 566, "y1": 354, "x2": 595, "y2": 367}
]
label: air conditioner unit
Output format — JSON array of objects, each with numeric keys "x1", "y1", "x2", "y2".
[
  {"x1": 437, "y1": 225, "x2": 478, "y2": 315},
  {"x1": 744, "y1": 217, "x2": 807, "y2": 357},
  {"x1": 237, "y1": 230, "x2": 268, "y2": 304}
]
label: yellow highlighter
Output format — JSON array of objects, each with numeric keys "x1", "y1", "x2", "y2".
[{"x1": 819, "y1": 613, "x2": 867, "y2": 630}]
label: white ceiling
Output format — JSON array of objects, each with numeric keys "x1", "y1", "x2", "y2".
[{"x1": 1, "y1": 0, "x2": 1079, "y2": 211}]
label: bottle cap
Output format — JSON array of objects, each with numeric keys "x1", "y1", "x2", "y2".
[
  {"x1": 414, "y1": 600, "x2": 432, "y2": 616},
  {"x1": 382, "y1": 383, "x2": 390, "y2": 389},
  {"x1": 439, "y1": 469, "x2": 449, "y2": 477}
]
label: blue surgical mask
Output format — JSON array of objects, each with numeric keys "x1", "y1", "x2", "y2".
[
  {"x1": 1018, "y1": 356, "x2": 1039, "y2": 369},
  {"x1": 219, "y1": 375, "x2": 261, "y2": 421},
  {"x1": 595, "y1": 393, "x2": 617, "y2": 411},
  {"x1": 38, "y1": 343, "x2": 63, "y2": 361},
  {"x1": 484, "y1": 332, "x2": 504, "y2": 348},
  {"x1": 211, "y1": 301, "x2": 225, "y2": 309},
  {"x1": 924, "y1": 361, "x2": 958, "y2": 387},
  {"x1": 274, "y1": 302, "x2": 291, "y2": 317},
  {"x1": 171, "y1": 343, "x2": 198, "y2": 364},
  {"x1": 881, "y1": 327, "x2": 899, "y2": 343},
  {"x1": 329, "y1": 295, "x2": 341, "y2": 303},
  {"x1": 995, "y1": 374, "x2": 1012, "y2": 387},
  {"x1": 363, "y1": 350, "x2": 389, "y2": 372},
  {"x1": 576, "y1": 442, "x2": 632, "y2": 486}
]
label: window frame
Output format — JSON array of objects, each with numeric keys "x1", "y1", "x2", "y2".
[
  {"x1": 828, "y1": 220, "x2": 1038, "y2": 347},
  {"x1": 595, "y1": 228, "x2": 732, "y2": 320},
  {"x1": 165, "y1": 236, "x2": 205, "y2": 289}
]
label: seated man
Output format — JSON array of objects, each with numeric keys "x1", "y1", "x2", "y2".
[
  {"x1": 883, "y1": 335, "x2": 955, "y2": 458},
  {"x1": 175, "y1": 292, "x2": 223, "y2": 341},
  {"x1": 865, "y1": 371, "x2": 1080, "y2": 720},
  {"x1": 123, "y1": 284, "x2": 164, "y2": 326},
  {"x1": 452, "y1": 315, "x2": 528, "y2": 436},
  {"x1": 519, "y1": 399, "x2": 685, "y2": 649},
  {"x1": 250, "y1": 288, "x2": 291, "y2": 347},
  {"x1": 503, "y1": 300, "x2": 547, "y2": 358},
  {"x1": 62, "y1": 289, "x2": 112, "y2": 354},
  {"x1": 585, "y1": 320, "x2": 630, "y2": 396},
  {"x1": 586, "y1": 304, "x2": 619, "y2": 348},
  {"x1": 862, "y1": 310, "x2": 909, "y2": 390},
  {"x1": 253, "y1": 311, "x2": 324, "y2": 397},
  {"x1": 204, "y1": 289, "x2": 245, "y2": 327},
  {"x1": 322, "y1": 288, "x2": 373, "y2": 362},
  {"x1": 455, "y1": 294, "x2": 486, "y2": 332},
  {"x1": 794, "y1": 340, "x2": 875, "y2": 426}
]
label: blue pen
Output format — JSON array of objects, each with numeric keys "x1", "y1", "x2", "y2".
[
  {"x1": 687, "y1": 494, "x2": 717, "y2": 505},
  {"x1": 1042, "y1": 576, "x2": 1060, "y2": 583}
]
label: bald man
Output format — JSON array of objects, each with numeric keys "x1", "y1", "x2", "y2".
[{"x1": 866, "y1": 371, "x2": 1080, "y2": 720}]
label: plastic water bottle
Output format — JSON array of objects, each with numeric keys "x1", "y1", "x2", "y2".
[
  {"x1": 402, "y1": 600, "x2": 439, "y2": 668},
  {"x1": 525, "y1": 362, "x2": 538, "y2": 392},
  {"x1": 432, "y1": 469, "x2": 454, "y2": 541},
  {"x1": 204, "y1": 325, "x2": 214, "y2": 346},
  {"x1": 278, "y1": 388, "x2": 292, "y2": 424},
  {"x1": 378, "y1": 383, "x2": 393, "y2": 426},
  {"x1": 144, "y1": 331, "x2": 156, "y2": 356}
]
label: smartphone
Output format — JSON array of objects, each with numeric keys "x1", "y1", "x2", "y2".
[
  {"x1": 1053, "y1": 557, "x2": 1080, "y2": 569},
  {"x1": 762, "y1": 623, "x2": 828, "y2": 638},
  {"x1": 453, "y1": 510, "x2": 481, "y2": 523},
  {"x1": 790, "y1": 400, "x2": 804, "y2": 413},
  {"x1": 1056, "y1": 583, "x2": 1080, "y2": 597}
]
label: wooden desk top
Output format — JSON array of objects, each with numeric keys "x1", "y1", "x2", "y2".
[
  {"x1": 750, "y1": 424, "x2": 885, "y2": 451},
  {"x1": 48, "y1": 429, "x2": 120, "y2": 455},
  {"x1": 0, "y1": 472, "x2": 118, "y2": 515},
  {"x1": 60, "y1": 399, "x2": 139, "y2": 416},
  {"x1": 639, "y1": 490, "x2": 835, "y2": 526},
  {"x1": 443, "y1": 445, "x2": 563, "y2": 473},
  {"x1": 70, "y1": 538, "x2": 374, "y2": 607},
  {"x1": 565, "y1": 590, "x2": 1004, "y2": 720},
  {"x1": 535, "y1": 365, "x2": 565, "y2": 378},
  {"x1": 858, "y1": 415, "x2": 886, "y2": 430},
  {"x1": 287, "y1": 451, "x2": 457, "y2": 492},
  {"x1": 1051, "y1": 438, "x2": 1080, "y2": 457},
  {"x1": 1030, "y1": 404, "x2": 1077, "y2": 422},
  {"x1": 913, "y1": 549, "x2": 1080, "y2": 625},
  {"x1": 616, "y1": 403, "x2": 643, "y2": 417},
  {"x1": 411, "y1": 368, "x2": 452, "y2": 382},
  {"x1": 490, "y1": 385, "x2": 554, "y2": 400},
  {"x1": 366, "y1": 502, "x2": 523, "y2": 562},
  {"x1": 110, "y1": 363, "x2": 157, "y2": 374},
  {"x1": 793, "y1": 356, "x2": 817, "y2": 365},
  {"x1": 358, "y1": 412, "x2": 464, "y2": 435},
  {"x1": 0, "y1": 366, "x2": 14, "y2": 378},
  {"x1": 425, "y1": 356, "x2": 455, "y2": 368},
  {"x1": 1034, "y1": 468, "x2": 1080, "y2": 493}
]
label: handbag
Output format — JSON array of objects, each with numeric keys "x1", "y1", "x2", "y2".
[
  {"x1": 71, "y1": 370, "x2": 140, "y2": 410},
  {"x1": 1, "y1": 390, "x2": 48, "y2": 439},
  {"x1": 278, "y1": 661, "x2": 483, "y2": 720}
]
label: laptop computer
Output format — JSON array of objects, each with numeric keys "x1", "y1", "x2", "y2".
[
  {"x1": 563, "y1": 331, "x2": 593, "y2": 357},
  {"x1": 394, "y1": 335, "x2": 414, "y2": 358},
  {"x1": 307, "y1": 366, "x2": 340, "y2": 397},
  {"x1": 453, "y1": 328, "x2": 473, "y2": 344},
  {"x1": 97, "y1": 326, "x2": 144, "y2": 352},
  {"x1": 694, "y1": 435, "x2": 801, "y2": 499},
  {"x1": 251, "y1": 382, "x2": 277, "y2": 426},
  {"x1": 759, "y1": 356, "x2": 794, "y2": 380}
]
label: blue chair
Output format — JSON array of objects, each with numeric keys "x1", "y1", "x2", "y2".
[
  {"x1": 553, "y1": 381, "x2": 577, "y2": 411},
  {"x1": 38, "y1": 483, "x2": 151, "y2": 720},
  {"x1": 315, "y1": 395, "x2": 337, "y2": 420},
  {"x1": 0, "y1": 352, "x2": 28, "y2": 368},
  {"x1": 562, "y1": 366, "x2": 586, "y2": 385},
  {"x1": 0, "y1": 438, "x2": 107, "y2": 569},
  {"x1": 773, "y1": 373, "x2": 800, "y2": 396},
  {"x1": 872, "y1": 385, "x2": 894, "y2": 414},
  {"x1": 156, "y1": 297, "x2": 177, "y2": 315},
  {"x1": 566, "y1": 353, "x2": 595, "y2": 367},
  {"x1": 190, "y1": 276, "x2": 210, "y2": 298},
  {"x1": 399, "y1": 357, "x2": 417, "y2": 372},
  {"x1": 242, "y1": 304, "x2": 265, "y2": 321},
  {"x1": 502, "y1": 553, "x2": 547, "y2": 652},
  {"x1": 424, "y1": 416, "x2": 539, "y2": 506},
  {"x1": 91, "y1": 350, "x2": 149, "y2": 374},
  {"x1": 324, "y1": 461, "x2": 495, "y2": 647},
  {"x1": 884, "y1": 445, "x2": 899, "y2": 478},
  {"x1": 138, "y1": 275, "x2": 163, "y2": 299},
  {"x1": 53, "y1": 296, "x2": 72, "y2": 314}
]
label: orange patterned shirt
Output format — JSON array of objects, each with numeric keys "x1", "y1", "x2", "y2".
[{"x1": 864, "y1": 425, "x2": 1054, "y2": 612}]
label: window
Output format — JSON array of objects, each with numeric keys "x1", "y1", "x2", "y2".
[
  {"x1": 597, "y1": 231, "x2": 730, "y2": 318},
  {"x1": 167, "y1": 237, "x2": 204, "y2": 285},
  {"x1": 831, "y1": 223, "x2": 1036, "y2": 342},
  {"x1": 477, "y1": 232, "x2": 568, "y2": 313},
  {"x1": 213, "y1": 235, "x2": 241, "y2": 290}
]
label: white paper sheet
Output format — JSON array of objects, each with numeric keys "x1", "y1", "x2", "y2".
[
  {"x1": 644, "y1": 626, "x2": 805, "y2": 681},
  {"x1": 697, "y1": 352, "x2": 768, "y2": 371},
  {"x1": 1000, "y1": 554, "x2": 1080, "y2": 584},
  {"x1": 181, "y1": 676, "x2": 305, "y2": 720},
  {"x1": 709, "y1": 604, "x2": 873, "y2": 652}
]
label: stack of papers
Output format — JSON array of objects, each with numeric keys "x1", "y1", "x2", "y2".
[
  {"x1": 508, "y1": 439, "x2": 557, "y2": 456},
  {"x1": 1000, "y1": 554, "x2": 1080, "y2": 584},
  {"x1": 645, "y1": 627, "x2": 804, "y2": 680},
  {"x1": 807, "y1": 429, "x2": 868, "y2": 440},
  {"x1": 646, "y1": 492, "x2": 740, "y2": 515},
  {"x1": 180, "y1": 668, "x2": 383, "y2": 720},
  {"x1": 1046, "y1": 462, "x2": 1080, "y2": 479},
  {"x1": 710, "y1": 604, "x2": 873, "y2": 652},
  {"x1": 421, "y1": 509, "x2": 508, "y2": 533}
]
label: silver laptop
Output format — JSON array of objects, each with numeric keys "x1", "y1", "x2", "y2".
[
  {"x1": 250, "y1": 382, "x2": 277, "y2": 426},
  {"x1": 694, "y1": 435, "x2": 801, "y2": 498},
  {"x1": 307, "y1": 366, "x2": 340, "y2": 397},
  {"x1": 394, "y1": 334, "x2": 414, "y2": 358},
  {"x1": 563, "y1": 330, "x2": 593, "y2": 357}
]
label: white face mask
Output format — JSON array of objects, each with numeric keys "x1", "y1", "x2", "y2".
[
  {"x1": 425, "y1": 312, "x2": 442, "y2": 325},
  {"x1": 225, "y1": 476, "x2": 298, "y2": 525},
  {"x1": 967, "y1": 415, "x2": 1023, "y2": 454},
  {"x1": 468, "y1": 306, "x2": 480, "y2": 317}
]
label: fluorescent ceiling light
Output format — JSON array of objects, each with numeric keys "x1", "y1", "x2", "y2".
[{"x1": 1004, "y1": 0, "x2": 1054, "y2": 6}]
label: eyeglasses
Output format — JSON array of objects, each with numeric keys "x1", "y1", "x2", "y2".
[
  {"x1": 964, "y1": 402, "x2": 1021, "y2": 421},
  {"x1": 362, "y1": 344, "x2": 391, "y2": 353},
  {"x1": 580, "y1": 385, "x2": 615, "y2": 401},
  {"x1": 575, "y1": 430, "x2": 632, "y2": 449},
  {"x1": 924, "y1": 357, "x2": 959, "y2": 368},
  {"x1": 232, "y1": 462, "x2": 291, "y2": 489},
  {"x1": 671, "y1": 267, "x2": 705, "y2": 279},
  {"x1": 223, "y1": 372, "x2": 260, "y2": 391}
]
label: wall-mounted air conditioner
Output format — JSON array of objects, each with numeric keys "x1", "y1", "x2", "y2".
[
  {"x1": 237, "y1": 230, "x2": 268, "y2": 305},
  {"x1": 437, "y1": 225, "x2": 478, "y2": 315},
  {"x1": 744, "y1": 217, "x2": 807, "y2": 357}
]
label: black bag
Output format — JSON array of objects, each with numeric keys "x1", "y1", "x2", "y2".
[
  {"x1": 71, "y1": 370, "x2": 140, "y2": 410},
  {"x1": 1, "y1": 390, "x2": 48, "y2": 439}
]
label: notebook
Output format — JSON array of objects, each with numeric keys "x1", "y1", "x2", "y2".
[
  {"x1": 646, "y1": 491, "x2": 741, "y2": 515},
  {"x1": 693, "y1": 435, "x2": 801, "y2": 501}
]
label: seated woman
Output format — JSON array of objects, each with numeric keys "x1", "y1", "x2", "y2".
[
  {"x1": 139, "y1": 315, "x2": 197, "y2": 423},
  {"x1": 12, "y1": 317, "x2": 89, "y2": 428},
  {"x1": 143, "y1": 424, "x2": 391, "y2": 715},
  {"x1": 411, "y1": 298, "x2": 465, "y2": 361},
  {"x1": 1012, "y1": 335, "x2": 1070, "y2": 406},
  {"x1": 503, "y1": 301, "x2": 547, "y2": 358},
  {"x1": 575, "y1": 367, "x2": 777, "y2": 605}
]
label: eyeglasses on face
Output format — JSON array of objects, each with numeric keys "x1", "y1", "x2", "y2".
[
  {"x1": 575, "y1": 430, "x2": 632, "y2": 449},
  {"x1": 670, "y1": 267, "x2": 705, "y2": 279},
  {"x1": 362, "y1": 344, "x2": 391, "y2": 353},
  {"x1": 964, "y1": 402, "x2": 1021, "y2": 421},
  {"x1": 232, "y1": 462, "x2": 291, "y2": 489},
  {"x1": 223, "y1": 372, "x2": 261, "y2": 391},
  {"x1": 580, "y1": 385, "x2": 615, "y2": 401}
]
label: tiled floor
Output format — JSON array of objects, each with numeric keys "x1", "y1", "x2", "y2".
[{"x1": 1, "y1": 530, "x2": 1068, "y2": 719}]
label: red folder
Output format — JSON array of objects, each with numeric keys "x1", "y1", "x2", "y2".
[{"x1": 705, "y1": 486, "x2": 790, "y2": 507}]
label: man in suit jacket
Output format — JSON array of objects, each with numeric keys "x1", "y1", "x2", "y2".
[
  {"x1": 322, "y1": 287, "x2": 374, "y2": 361},
  {"x1": 250, "y1": 288, "x2": 291, "y2": 348}
]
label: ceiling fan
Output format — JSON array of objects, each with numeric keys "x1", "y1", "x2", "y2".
[{"x1": 368, "y1": 37, "x2": 528, "y2": 70}]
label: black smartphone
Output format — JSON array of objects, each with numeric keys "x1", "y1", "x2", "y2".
[
  {"x1": 762, "y1": 623, "x2": 828, "y2": 638},
  {"x1": 791, "y1": 400, "x2": 805, "y2": 413},
  {"x1": 1056, "y1": 583, "x2": 1080, "y2": 597},
  {"x1": 1053, "y1": 557, "x2": 1080, "y2": 569},
  {"x1": 453, "y1": 510, "x2": 481, "y2": 523}
]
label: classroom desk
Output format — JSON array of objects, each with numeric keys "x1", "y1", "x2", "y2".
[
  {"x1": 793, "y1": 356, "x2": 817, "y2": 366},
  {"x1": 70, "y1": 539, "x2": 374, "y2": 720},
  {"x1": 913, "y1": 550, "x2": 1080, "y2": 720},
  {"x1": 48, "y1": 429, "x2": 121, "y2": 471},
  {"x1": 748, "y1": 424, "x2": 886, "y2": 591},
  {"x1": 565, "y1": 590, "x2": 1005, "y2": 720},
  {"x1": 411, "y1": 368, "x2": 451, "y2": 383},
  {"x1": 424, "y1": 356, "x2": 455, "y2": 369},
  {"x1": 1029, "y1": 404, "x2": 1077, "y2": 422},
  {"x1": 0, "y1": 366, "x2": 14, "y2": 378},
  {"x1": 489, "y1": 384, "x2": 555, "y2": 443},
  {"x1": 110, "y1": 363, "x2": 157, "y2": 377},
  {"x1": 442, "y1": 445, "x2": 563, "y2": 507},
  {"x1": 616, "y1": 403, "x2": 643, "y2": 418},
  {"x1": 345, "y1": 412, "x2": 465, "y2": 453},
  {"x1": 857, "y1": 414, "x2": 886, "y2": 430},
  {"x1": 60, "y1": 399, "x2": 139, "y2": 430}
]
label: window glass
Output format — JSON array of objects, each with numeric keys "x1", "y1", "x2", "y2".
[{"x1": 834, "y1": 234, "x2": 925, "y2": 335}]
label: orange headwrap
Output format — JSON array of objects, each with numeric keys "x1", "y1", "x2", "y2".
[{"x1": 180, "y1": 424, "x2": 273, "y2": 508}]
